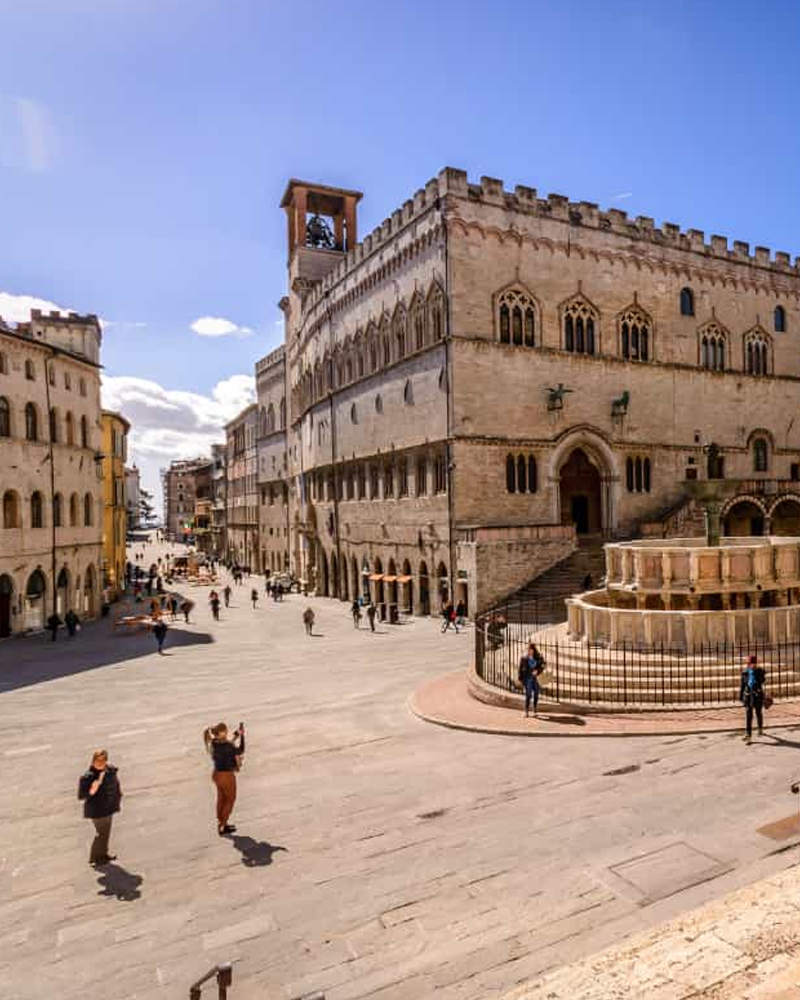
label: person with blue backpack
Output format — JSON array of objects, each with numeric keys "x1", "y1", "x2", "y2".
[
  {"x1": 739, "y1": 654, "x2": 767, "y2": 744},
  {"x1": 518, "y1": 642, "x2": 545, "y2": 717}
]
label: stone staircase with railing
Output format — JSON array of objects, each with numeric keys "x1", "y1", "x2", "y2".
[{"x1": 502, "y1": 535, "x2": 607, "y2": 612}]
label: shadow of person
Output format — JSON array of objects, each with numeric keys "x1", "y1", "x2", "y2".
[
  {"x1": 230, "y1": 835, "x2": 287, "y2": 868},
  {"x1": 96, "y1": 863, "x2": 143, "y2": 901},
  {"x1": 537, "y1": 714, "x2": 587, "y2": 726}
]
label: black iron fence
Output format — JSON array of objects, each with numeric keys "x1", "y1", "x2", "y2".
[{"x1": 475, "y1": 599, "x2": 800, "y2": 707}]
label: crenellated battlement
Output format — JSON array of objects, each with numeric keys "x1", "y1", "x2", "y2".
[
  {"x1": 436, "y1": 167, "x2": 799, "y2": 276},
  {"x1": 293, "y1": 165, "x2": 800, "y2": 325}
]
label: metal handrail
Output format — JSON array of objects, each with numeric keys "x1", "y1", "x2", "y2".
[{"x1": 189, "y1": 963, "x2": 232, "y2": 1000}]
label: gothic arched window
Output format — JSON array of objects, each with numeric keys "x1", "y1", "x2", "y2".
[
  {"x1": 620, "y1": 306, "x2": 651, "y2": 362},
  {"x1": 83, "y1": 493, "x2": 93, "y2": 527},
  {"x1": 496, "y1": 287, "x2": 536, "y2": 347},
  {"x1": 30, "y1": 491, "x2": 44, "y2": 529},
  {"x1": 428, "y1": 283, "x2": 445, "y2": 342},
  {"x1": 517, "y1": 455, "x2": 527, "y2": 493},
  {"x1": 506, "y1": 454, "x2": 516, "y2": 493},
  {"x1": 0, "y1": 396, "x2": 9, "y2": 437},
  {"x1": 25, "y1": 403, "x2": 37, "y2": 441},
  {"x1": 775, "y1": 305, "x2": 786, "y2": 333},
  {"x1": 680, "y1": 287, "x2": 694, "y2": 316},
  {"x1": 411, "y1": 295, "x2": 425, "y2": 351},
  {"x1": 699, "y1": 323, "x2": 727, "y2": 372},
  {"x1": 563, "y1": 297, "x2": 598, "y2": 355},
  {"x1": 744, "y1": 329, "x2": 771, "y2": 376},
  {"x1": 393, "y1": 306, "x2": 406, "y2": 360},
  {"x1": 528, "y1": 456, "x2": 537, "y2": 493}
]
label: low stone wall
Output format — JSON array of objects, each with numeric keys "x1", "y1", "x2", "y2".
[{"x1": 458, "y1": 523, "x2": 576, "y2": 613}]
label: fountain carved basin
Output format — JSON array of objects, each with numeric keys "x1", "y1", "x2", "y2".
[{"x1": 567, "y1": 536, "x2": 800, "y2": 652}]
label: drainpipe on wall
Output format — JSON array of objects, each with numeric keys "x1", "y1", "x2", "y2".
[{"x1": 43, "y1": 352, "x2": 57, "y2": 618}]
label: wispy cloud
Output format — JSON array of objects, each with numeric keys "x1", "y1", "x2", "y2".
[
  {"x1": 191, "y1": 315, "x2": 253, "y2": 338},
  {"x1": 2, "y1": 96, "x2": 60, "y2": 174},
  {"x1": 612, "y1": 191, "x2": 633, "y2": 201}
]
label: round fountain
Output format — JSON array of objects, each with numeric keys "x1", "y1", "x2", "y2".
[{"x1": 476, "y1": 457, "x2": 800, "y2": 707}]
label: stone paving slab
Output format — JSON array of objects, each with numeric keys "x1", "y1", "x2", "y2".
[
  {"x1": 411, "y1": 670, "x2": 800, "y2": 736},
  {"x1": 503, "y1": 860, "x2": 800, "y2": 1000}
]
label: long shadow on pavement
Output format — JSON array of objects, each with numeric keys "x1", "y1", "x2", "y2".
[
  {"x1": 0, "y1": 625, "x2": 214, "y2": 694},
  {"x1": 96, "y1": 863, "x2": 143, "y2": 901},
  {"x1": 230, "y1": 835, "x2": 287, "y2": 868}
]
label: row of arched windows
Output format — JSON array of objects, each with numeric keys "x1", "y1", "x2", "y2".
[
  {"x1": 258, "y1": 399, "x2": 286, "y2": 437},
  {"x1": 310, "y1": 452, "x2": 447, "y2": 502},
  {"x1": 625, "y1": 456, "x2": 652, "y2": 493},
  {"x1": 699, "y1": 326, "x2": 774, "y2": 375},
  {"x1": 494, "y1": 285, "x2": 787, "y2": 370},
  {"x1": 2, "y1": 490, "x2": 95, "y2": 529},
  {"x1": 0, "y1": 397, "x2": 91, "y2": 446},
  {"x1": 506, "y1": 454, "x2": 538, "y2": 494},
  {"x1": 0, "y1": 353, "x2": 90, "y2": 395},
  {"x1": 293, "y1": 282, "x2": 445, "y2": 414}
]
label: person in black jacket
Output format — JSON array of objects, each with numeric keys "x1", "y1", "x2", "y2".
[
  {"x1": 204, "y1": 722, "x2": 245, "y2": 836},
  {"x1": 78, "y1": 750, "x2": 122, "y2": 865},
  {"x1": 740, "y1": 654, "x2": 767, "y2": 743}
]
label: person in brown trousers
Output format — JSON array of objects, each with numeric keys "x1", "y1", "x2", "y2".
[{"x1": 204, "y1": 722, "x2": 245, "y2": 836}]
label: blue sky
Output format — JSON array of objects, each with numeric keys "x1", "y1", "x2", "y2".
[{"x1": 3, "y1": 0, "x2": 800, "y2": 495}]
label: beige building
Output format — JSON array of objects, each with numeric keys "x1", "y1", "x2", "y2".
[
  {"x1": 101, "y1": 410, "x2": 129, "y2": 600},
  {"x1": 225, "y1": 404, "x2": 259, "y2": 568},
  {"x1": 161, "y1": 458, "x2": 207, "y2": 542},
  {"x1": 255, "y1": 346, "x2": 289, "y2": 574},
  {"x1": 0, "y1": 309, "x2": 103, "y2": 636},
  {"x1": 256, "y1": 170, "x2": 800, "y2": 614}
]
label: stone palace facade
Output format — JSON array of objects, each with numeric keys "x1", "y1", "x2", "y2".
[{"x1": 248, "y1": 170, "x2": 800, "y2": 614}]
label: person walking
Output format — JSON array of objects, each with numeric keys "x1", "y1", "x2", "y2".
[
  {"x1": 203, "y1": 722, "x2": 245, "y2": 836},
  {"x1": 64, "y1": 609, "x2": 80, "y2": 638},
  {"x1": 740, "y1": 654, "x2": 767, "y2": 743},
  {"x1": 250, "y1": 588, "x2": 259, "y2": 610},
  {"x1": 153, "y1": 618, "x2": 168, "y2": 654},
  {"x1": 47, "y1": 612, "x2": 61, "y2": 642},
  {"x1": 303, "y1": 607, "x2": 315, "y2": 636},
  {"x1": 366, "y1": 602, "x2": 377, "y2": 632},
  {"x1": 455, "y1": 600, "x2": 467, "y2": 629},
  {"x1": 78, "y1": 749, "x2": 122, "y2": 866},
  {"x1": 223, "y1": 585, "x2": 231, "y2": 609},
  {"x1": 518, "y1": 642, "x2": 546, "y2": 717},
  {"x1": 351, "y1": 599, "x2": 361, "y2": 629},
  {"x1": 169, "y1": 595, "x2": 179, "y2": 620},
  {"x1": 441, "y1": 601, "x2": 458, "y2": 633},
  {"x1": 180, "y1": 599, "x2": 194, "y2": 623}
]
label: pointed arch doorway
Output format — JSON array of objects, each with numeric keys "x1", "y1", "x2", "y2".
[{"x1": 558, "y1": 447, "x2": 604, "y2": 535}]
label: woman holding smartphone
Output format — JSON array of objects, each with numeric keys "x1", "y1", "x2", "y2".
[{"x1": 203, "y1": 721, "x2": 245, "y2": 836}]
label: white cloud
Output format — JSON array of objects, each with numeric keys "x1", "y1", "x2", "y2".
[
  {"x1": 191, "y1": 316, "x2": 254, "y2": 338},
  {"x1": 612, "y1": 191, "x2": 633, "y2": 201},
  {"x1": 0, "y1": 290, "x2": 72, "y2": 324},
  {"x1": 101, "y1": 372, "x2": 256, "y2": 508}
]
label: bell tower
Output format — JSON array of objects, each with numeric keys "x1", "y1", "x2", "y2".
[{"x1": 280, "y1": 180, "x2": 362, "y2": 289}]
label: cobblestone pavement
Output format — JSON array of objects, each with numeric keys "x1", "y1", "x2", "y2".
[
  {"x1": 412, "y1": 671, "x2": 800, "y2": 736},
  {"x1": 3, "y1": 540, "x2": 800, "y2": 1000}
]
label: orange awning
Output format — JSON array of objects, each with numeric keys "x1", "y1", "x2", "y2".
[
  {"x1": 396, "y1": 575, "x2": 412, "y2": 583},
  {"x1": 383, "y1": 575, "x2": 397, "y2": 583},
  {"x1": 369, "y1": 573, "x2": 384, "y2": 581}
]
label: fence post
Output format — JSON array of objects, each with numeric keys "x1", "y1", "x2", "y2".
[{"x1": 555, "y1": 641, "x2": 560, "y2": 701}]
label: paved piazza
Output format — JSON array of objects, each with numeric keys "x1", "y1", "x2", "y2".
[{"x1": 4, "y1": 541, "x2": 800, "y2": 1000}]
